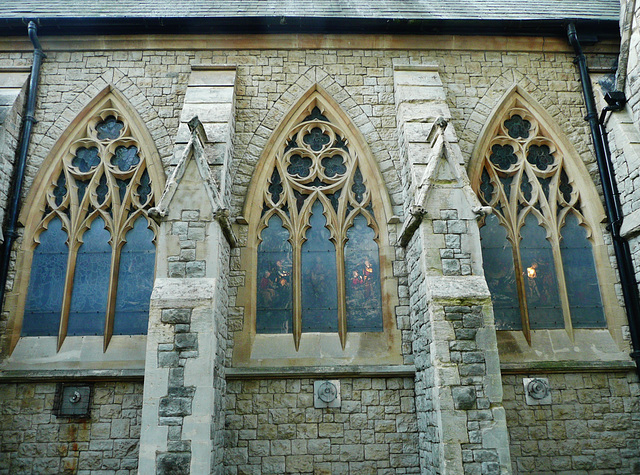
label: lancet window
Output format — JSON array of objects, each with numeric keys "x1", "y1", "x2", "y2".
[
  {"x1": 476, "y1": 102, "x2": 606, "y2": 341},
  {"x1": 19, "y1": 98, "x2": 158, "y2": 350},
  {"x1": 255, "y1": 105, "x2": 384, "y2": 349}
]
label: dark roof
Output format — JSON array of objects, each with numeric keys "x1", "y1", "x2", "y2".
[
  {"x1": 0, "y1": 0, "x2": 620, "y2": 36},
  {"x1": 0, "y1": 0, "x2": 620, "y2": 21}
]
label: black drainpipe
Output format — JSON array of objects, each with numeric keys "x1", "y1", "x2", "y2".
[
  {"x1": 568, "y1": 23, "x2": 640, "y2": 378},
  {"x1": 0, "y1": 21, "x2": 45, "y2": 312}
]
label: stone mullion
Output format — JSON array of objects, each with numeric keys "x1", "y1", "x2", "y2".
[
  {"x1": 57, "y1": 161, "x2": 91, "y2": 350},
  {"x1": 292, "y1": 237, "x2": 303, "y2": 351},
  {"x1": 550, "y1": 228, "x2": 575, "y2": 338},
  {"x1": 329, "y1": 191, "x2": 347, "y2": 347},
  {"x1": 512, "y1": 236, "x2": 532, "y2": 344},
  {"x1": 103, "y1": 237, "x2": 122, "y2": 351},
  {"x1": 56, "y1": 234, "x2": 81, "y2": 351}
]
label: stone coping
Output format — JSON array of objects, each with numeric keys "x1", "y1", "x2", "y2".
[
  {"x1": 226, "y1": 364, "x2": 417, "y2": 379},
  {"x1": 0, "y1": 369, "x2": 145, "y2": 382},
  {"x1": 0, "y1": 35, "x2": 620, "y2": 53},
  {"x1": 0, "y1": 361, "x2": 633, "y2": 381},
  {"x1": 500, "y1": 360, "x2": 637, "y2": 374}
]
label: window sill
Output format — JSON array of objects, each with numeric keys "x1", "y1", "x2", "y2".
[
  {"x1": 497, "y1": 328, "x2": 630, "y2": 365},
  {"x1": 227, "y1": 364, "x2": 415, "y2": 380},
  {"x1": 1, "y1": 335, "x2": 147, "y2": 374}
]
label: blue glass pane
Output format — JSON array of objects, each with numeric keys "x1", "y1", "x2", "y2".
[
  {"x1": 68, "y1": 217, "x2": 111, "y2": 335},
  {"x1": 520, "y1": 213, "x2": 563, "y2": 329},
  {"x1": 114, "y1": 217, "x2": 155, "y2": 335},
  {"x1": 480, "y1": 214, "x2": 521, "y2": 330},
  {"x1": 22, "y1": 218, "x2": 68, "y2": 336},
  {"x1": 345, "y1": 215, "x2": 383, "y2": 332},
  {"x1": 302, "y1": 201, "x2": 338, "y2": 332},
  {"x1": 560, "y1": 213, "x2": 606, "y2": 328},
  {"x1": 257, "y1": 215, "x2": 292, "y2": 333}
]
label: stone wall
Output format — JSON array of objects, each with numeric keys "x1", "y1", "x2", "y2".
[
  {"x1": 223, "y1": 377, "x2": 419, "y2": 474},
  {"x1": 0, "y1": 35, "x2": 632, "y2": 475},
  {"x1": 502, "y1": 370, "x2": 640, "y2": 474},
  {"x1": 0, "y1": 70, "x2": 28, "y2": 247},
  {"x1": 0, "y1": 381, "x2": 142, "y2": 474}
]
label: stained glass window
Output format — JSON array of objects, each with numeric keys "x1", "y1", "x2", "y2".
[
  {"x1": 257, "y1": 215, "x2": 293, "y2": 333},
  {"x1": 20, "y1": 103, "x2": 158, "y2": 348},
  {"x1": 22, "y1": 218, "x2": 68, "y2": 336},
  {"x1": 114, "y1": 216, "x2": 156, "y2": 335},
  {"x1": 254, "y1": 102, "x2": 385, "y2": 348},
  {"x1": 476, "y1": 99, "x2": 607, "y2": 340},
  {"x1": 345, "y1": 215, "x2": 383, "y2": 332},
  {"x1": 68, "y1": 217, "x2": 111, "y2": 336},
  {"x1": 480, "y1": 214, "x2": 520, "y2": 330},
  {"x1": 560, "y1": 213, "x2": 606, "y2": 328}
]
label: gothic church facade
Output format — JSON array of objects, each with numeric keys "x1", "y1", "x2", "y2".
[{"x1": 0, "y1": 1, "x2": 638, "y2": 473}]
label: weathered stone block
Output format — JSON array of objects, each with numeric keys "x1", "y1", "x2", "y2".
[
  {"x1": 175, "y1": 333, "x2": 198, "y2": 351},
  {"x1": 162, "y1": 308, "x2": 192, "y2": 324},
  {"x1": 452, "y1": 386, "x2": 477, "y2": 410},
  {"x1": 158, "y1": 396, "x2": 192, "y2": 417},
  {"x1": 157, "y1": 452, "x2": 190, "y2": 475}
]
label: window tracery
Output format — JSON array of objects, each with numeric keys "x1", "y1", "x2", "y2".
[
  {"x1": 255, "y1": 105, "x2": 384, "y2": 350},
  {"x1": 19, "y1": 98, "x2": 158, "y2": 351},
  {"x1": 476, "y1": 102, "x2": 606, "y2": 342}
]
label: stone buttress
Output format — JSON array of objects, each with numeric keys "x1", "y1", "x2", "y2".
[
  {"x1": 138, "y1": 68, "x2": 237, "y2": 475},
  {"x1": 394, "y1": 65, "x2": 512, "y2": 474}
]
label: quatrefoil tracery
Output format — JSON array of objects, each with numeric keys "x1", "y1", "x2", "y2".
[
  {"x1": 42, "y1": 109, "x2": 156, "y2": 248},
  {"x1": 480, "y1": 107, "x2": 586, "y2": 241}
]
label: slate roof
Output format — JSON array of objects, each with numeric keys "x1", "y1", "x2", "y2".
[{"x1": 0, "y1": 0, "x2": 620, "y2": 22}]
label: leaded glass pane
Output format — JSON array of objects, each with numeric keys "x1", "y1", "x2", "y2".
[
  {"x1": 489, "y1": 144, "x2": 517, "y2": 170},
  {"x1": 520, "y1": 213, "x2": 563, "y2": 329},
  {"x1": 113, "y1": 217, "x2": 155, "y2": 335},
  {"x1": 345, "y1": 215, "x2": 383, "y2": 332},
  {"x1": 112, "y1": 145, "x2": 140, "y2": 172},
  {"x1": 22, "y1": 218, "x2": 68, "y2": 336},
  {"x1": 301, "y1": 201, "x2": 338, "y2": 332},
  {"x1": 480, "y1": 214, "x2": 521, "y2": 330},
  {"x1": 504, "y1": 115, "x2": 531, "y2": 139},
  {"x1": 560, "y1": 214, "x2": 606, "y2": 328},
  {"x1": 257, "y1": 215, "x2": 292, "y2": 333},
  {"x1": 96, "y1": 116, "x2": 124, "y2": 140},
  {"x1": 68, "y1": 217, "x2": 111, "y2": 335},
  {"x1": 72, "y1": 147, "x2": 100, "y2": 172}
]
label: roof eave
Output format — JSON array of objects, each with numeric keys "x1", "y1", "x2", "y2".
[{"x1": 0, "y1": 16, "x2": 621, "y2": 39}]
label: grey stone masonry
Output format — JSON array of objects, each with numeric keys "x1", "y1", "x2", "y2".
[
  {"x1": 0, "y1": 69, "x2": 29, "y2": 247},
  {"x1": 224, "y1": 377, "x2": 419, "y2": 474},
  {"x1": 139, "y1": 278, "x2": 219, "y2": 475},
  {"x1": 502, "y1": 371, "x2": 640, "y2": 474},
  {"x1": 168, "y1": 210, "x2": 207, "y2": 279},
  {"x1": 0, "y1": 381, "x2": 143, "y2": 474}
]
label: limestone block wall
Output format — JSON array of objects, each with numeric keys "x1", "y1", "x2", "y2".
[
  {"x1": 0, "y1": 36, "x2": 630, "y2": 475},
  {"x1": 0, "y1": 69, "x2": 29, "y2": 247},
  {"x1": 223, "y1": 377, "x2": 419, "y2": 474},
  {"x1": 613, "y1": 0, "x2": 640, "y2": 305},
  {"x1": 502, "y1": 371, "x2": 640, "y2": 474},
  {"x1": 0, "y1": 381, "x2": 142, "y2": 474}
]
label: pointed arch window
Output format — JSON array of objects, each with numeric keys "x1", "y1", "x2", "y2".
[
  {"x1": 254, "y1": 103, "x2": 385, "y2": 350},
  {"x1": 18, "y1": 95, "x2": 159, "y2": 351},
  {"x1": 476, "y1": 99, "x2": 606, "y2": 342}
]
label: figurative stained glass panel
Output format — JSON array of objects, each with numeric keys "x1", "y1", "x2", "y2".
[
  {"x1": 67, "y1": 217, "x2": 111, "y2": 335},
  {"x1": 520, "y1": 213, "x2": 563, "y2": 329},
  {"x1": 256, "y1": 214, "x2": 293, "y2": 333},
  {"x1": 301, "y1": 201, "x2": 338, "y2": 332},
  {"x1": 113, "y1": 217, "x2": 155, "y2": 335},
  {"x1": 480, "y1": 214, "x2": 521, "y2": 330},
  {"x1": 560, "y1": 213, "x2": 606, "y2": 328},
  {"x1": 344, "y1": 215, "x2": 383, "y2": 332},
  {"x1": 22, "y1": 218, "x2": 68, "y2": 336}
]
